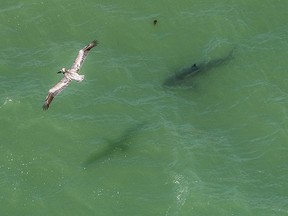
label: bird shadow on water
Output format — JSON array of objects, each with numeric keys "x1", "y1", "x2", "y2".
[{"x1": 82, "y1": 122, "x2": 147, "y2": 168}]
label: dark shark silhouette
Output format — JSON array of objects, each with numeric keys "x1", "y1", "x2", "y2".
[
  {"x1": 83, "y1": 122, "x2": 146, "y2": 167},
  {"x1": 163, "y1": 50, "x2": 234, "y2": 87}
]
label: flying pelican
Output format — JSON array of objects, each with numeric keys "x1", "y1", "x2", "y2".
[{"x1": 43, "y1": 40, "x2": 98, "y2": 110}]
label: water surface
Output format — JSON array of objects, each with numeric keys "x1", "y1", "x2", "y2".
[{"x1": 1, "y1": 0, "x2": 288, "y2": 215}]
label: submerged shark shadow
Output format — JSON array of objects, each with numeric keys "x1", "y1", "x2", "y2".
[
  {"x1": 83, "y1": 122, "x2": 147, "y2": 167},
  {"x1": 163, "y1": 49, "x2": 234, "y2": 87}
]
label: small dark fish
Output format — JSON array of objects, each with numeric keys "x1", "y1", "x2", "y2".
[
  {"x1": 153, "y1": 19, "x2": 158, "y2": 25},
  {"x1": 163, "y1": 50, "x2": 234, "y2": 87}
]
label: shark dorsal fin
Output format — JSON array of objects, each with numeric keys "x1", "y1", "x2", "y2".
[{"x1": 191, "y1": 63, "x2": 198, "y2": 69}]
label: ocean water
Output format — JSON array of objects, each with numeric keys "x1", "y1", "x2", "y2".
[{"x1": 1, "y1": 0, "x2": 288, "y2": 215}]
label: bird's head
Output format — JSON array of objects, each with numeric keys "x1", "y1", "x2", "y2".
[{"x1": 57, "y1": 68, "x2": 67, "y2": 74}]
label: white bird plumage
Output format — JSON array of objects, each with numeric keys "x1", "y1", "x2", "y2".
[{"x1": 43, "y1": 40, "x2": 97, "y2": 110}]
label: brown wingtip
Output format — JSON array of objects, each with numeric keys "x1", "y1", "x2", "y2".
[
  {"x1": 92, "y1": 40, "x2": 98, "y2": 47},
  {"x1": 43, "y1": 93, "x2": 54, "y2": 111},
  {"x1": 42, "y1": 103, "x2": 49, "y2": 111},
  {"x1": 83, "y1": 40, "x2": 98, "y2": 52}
]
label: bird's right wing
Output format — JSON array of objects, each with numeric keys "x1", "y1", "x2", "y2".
[
  {"x1": 43, "y1": 77, "x2": 71, "y2": 110},
  {"x1": 71, "y1": 40, "x2": 98, "y2": 72}
]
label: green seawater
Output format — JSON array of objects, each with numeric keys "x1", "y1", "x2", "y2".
[{"x1": 1, "y1": 0, "x2": 288, "y2": 215}]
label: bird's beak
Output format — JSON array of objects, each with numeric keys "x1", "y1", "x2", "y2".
[{"x1": 57, "y1": 71, "x2": 62, "y2": 74}]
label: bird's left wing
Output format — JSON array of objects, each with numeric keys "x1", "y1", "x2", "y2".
[{"x1": 42, "y1": 77, "x2": 71, "y2": 110}]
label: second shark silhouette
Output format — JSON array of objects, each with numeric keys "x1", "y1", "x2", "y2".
[{"x1": 83, "y1": 123, "x2": 146, "y2": 167}]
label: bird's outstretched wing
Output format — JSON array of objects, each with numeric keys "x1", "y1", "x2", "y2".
[
  {"x1": 71, "y1": 40, "x2": 98, "y2": 73},
  {"x1": 43, "y1": 77, "x2": 71, "y2": 110}
]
